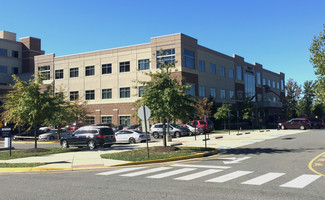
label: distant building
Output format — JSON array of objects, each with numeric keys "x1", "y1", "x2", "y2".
[
  {"x1": 35, "y1": 33, "x2": 285, "y2": 127},
  {"x1": 0, "y1": 30, "x2": 45, "y2": 99}
]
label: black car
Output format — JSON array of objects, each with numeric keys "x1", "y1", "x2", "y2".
[{"x1": 60, "y1": 126, "x2": 116, "y2": 149}]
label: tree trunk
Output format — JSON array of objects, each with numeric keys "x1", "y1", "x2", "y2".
[
  {"x1": 162, "y1": 119, "x2": 167, "y2": 147},
  {"x1": 34, "y1": 125, "x2": 38, "y2": 149}
]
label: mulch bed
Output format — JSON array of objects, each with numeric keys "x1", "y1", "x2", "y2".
[
  {"x1": 21, "y1": 148, "x2": 51, "y2": 154},
  {"x1": 151, "y1": 146, "x2": 180, "y2": 153}
]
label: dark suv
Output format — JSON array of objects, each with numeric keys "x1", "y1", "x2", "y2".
[
  {"x1": 60, "y1": 126, "x2": 116, "y2": 149},
  {"x1": 309, "y1": 118, "x2": 324, "y2": 129},
  {"x1": 278, "y1": 118, "x2": 311, "y2": 130}
]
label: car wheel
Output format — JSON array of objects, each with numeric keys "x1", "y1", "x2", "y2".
[
  {"x1": 105, "y1": 144, "x2": 112, "y2": 148},
  {"x1": 175, "y1": 132, "x2": 181, "y2": 138},
  {"x1": 281, "y1": 125, "x2": 285, "y2": 130},
  {"x1": 300, "y1": 125, "x2": 305, "y2": 130},
  {"x1": 49, "y1": 136, "x2": 55, "y2": 141},
  {"x1": 153, "y1": 132, "x2": 159, "y2": 139},
  {"x1": 88, "y1": 140, "x2": 96, "y2": 150},
  {"x1": 129, "y1": 137, "x2": 136, "y2": 144},
  {"x1": 61, "y1": 140, "x2": 69, "y2": 148}
]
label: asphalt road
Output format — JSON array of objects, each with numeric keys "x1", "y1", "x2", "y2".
[{"x1": 0, "y1": 129, "x2": 325, "y2": 200}]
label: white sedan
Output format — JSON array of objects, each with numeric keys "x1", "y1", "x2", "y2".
[{"x1": 115, "y1": 130, "x2": 151, "y2": 144}]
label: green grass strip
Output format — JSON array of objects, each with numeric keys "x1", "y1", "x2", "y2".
[{"x1": 0, "y1": 163, "x2": 45, "y2": 168}]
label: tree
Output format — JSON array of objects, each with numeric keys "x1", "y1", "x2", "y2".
[
  {"x1": 196, "y1": 97, "x2": 214, "y2": 120},
  {"x1": 299, "y1": 80, "x2": 315, "y2": 116},
  {"x1": 310, "y1": 25, "x2": 325, "y2": 102},
  {"x1": 285, "y1": 78, "x2": 302, "y2": 118},
  {"x1": 240, "y1": 98, "x2": 254, "y2": 121},
  {"x1": 1, "y1": 75, "x2": 56, "y2": 148},
  {"x1": 136, "y1": 60, "x2": 195, "y2": 147},
  {"x1": 214, "y1": 104, "x2": 232, "y2": 130}
]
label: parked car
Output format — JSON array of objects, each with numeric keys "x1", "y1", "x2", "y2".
[
  {"x1": 207, "y1": 119, "x2": 214, "y2": 132},
  {"x1": 123, "y1": 125, "x2": 142, "y2": 131},
  {"x1": 115, "y1": 130, "x2": 150, "y2": 143},
  {"x1": 60, "y1": 126, "x2": 116, "y2": 149},
  {"x1": 278, "y1": 118, "x2": 311, "y2": 130},
  {"x1": 187, "y1": 120, "x2": 208, "y2": 132},
  {"x1": 39, "y1": 126, "x2": 52, "y2": 133},
  {"x1": 13, "y1": 129, "x2": 43, "y2": 140},
  {"x1": 181, "y1": 124, "x2": 203, "y2": 135},
  {"x1": 150, "y1": 123, "x2": 190, "y2": 139},
  {"x1": 38, "y1": 129, "x2": 72, "y2": 141},
  {"x1": 65, "y1": 124, "x2": 81, "y2": 132},
  {"x1": 309, "y1": 118, "x2": 324, "y2": 129}
]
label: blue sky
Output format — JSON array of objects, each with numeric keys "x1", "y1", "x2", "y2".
[{"x1": 1, "y1": 0, "x2": 324, "y2": 86}]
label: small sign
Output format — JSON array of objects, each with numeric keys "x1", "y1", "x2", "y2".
[
  {"x1": 1, "y1": 127, "x2": 12, "y2": 138},
  {"x1": 138, "y1": 106, "x2": 151, "y2": 121}
]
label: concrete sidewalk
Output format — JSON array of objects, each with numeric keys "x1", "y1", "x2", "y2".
[{"x1": 0, "y1": 129, "x2": 306, "y2": 172}]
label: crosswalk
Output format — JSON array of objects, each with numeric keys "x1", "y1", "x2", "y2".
[{"x1": 96, "y1": 165, "x2": 322, "y2": 189}]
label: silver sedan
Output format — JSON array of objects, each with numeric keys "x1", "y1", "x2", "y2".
[{"x1": 115, "y1": 130, "x2": 151, "y2": 144}]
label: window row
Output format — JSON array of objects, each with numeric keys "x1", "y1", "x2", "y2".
[
  {"x1": 85, "y1": 116, "x2": 130, "y2": 126},
  {"x1": 0, "y1": 48, "x2": 18, "y2": 58},
  {"x1": 0, "y1": 65, "x2": 19, "y2": 74},
  {"x1": 198, "y1": 86, "x2": 235, "y2": 100},
  {"x1": 69, "y1": 87, "x2": 133, "y2": 101}
]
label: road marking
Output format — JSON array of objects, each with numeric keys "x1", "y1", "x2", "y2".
[
  {"x1": 174, "y1": 169, "x2": 222, "y2": 181},
  {"x1": 147, "y1": 168, "x2": 197, "y2": 179},
  {"x1": 205, "y1": 171, "x2": 253, "y2": 183},
  {"x1": 95, "y1": 167, "x2": 147, "y2": 175},
  {"x1": 120, "y1": 167, "x2": 172, "y2": 177},
  {"x1": 241, "y1": 172, "x2": 285, "y2": 185},
  {"x1": 223, "y1": 157, "x2": 251, "y2": 164},
  {"x1": 280, "y1": 174, "x2": 321, "y2": 188},
  {"x1": 308, "y1": 151, "x2": 325, "y2": 177},
  {"x1": 171, "y1": 164, "x2": 231, "y2": 169}
]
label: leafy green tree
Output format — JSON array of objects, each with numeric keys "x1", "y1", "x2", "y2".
[
  {"x1": 214, "y1": 104, "x2": 232, "y2": 130},
  {"x1": 310, "y1": 25, "x2": 325, "y2": 102},
  {"x1": 136, "y1": 60, "x2": 195, "y2": 147},
  {"x1": 285, "y1": 78, "x2": 302, "y2": 118},
  {"x1": 299, "y1": 80, "x2": 315, "y2": 116},
  {"x1": 1, "y1": 75, "x2": 56, "y2": 148},
  {"x1": 313, "y1": 103, "x2": 324, "y2": 118},
  {"x1": 240, "y1": 98, "x2": 254, "y2": 121}
]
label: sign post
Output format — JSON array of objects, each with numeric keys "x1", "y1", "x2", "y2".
[
  {"x1": 1, "y1": 127, "x2": 12, "y2": 156},
  {"x1": 138, "y1": 106, "x2": 151, "y2": 159}
]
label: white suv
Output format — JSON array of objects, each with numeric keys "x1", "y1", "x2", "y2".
[{"x1": 149, "y1": 123, "x2": 190, "y2": 139}]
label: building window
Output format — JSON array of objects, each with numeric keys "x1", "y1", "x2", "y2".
[
  {"x1": 55, "y1": 69, "x2": 63, "y2": 79},
  {"x1": 138, "y1": 59, "x2": 149, "y2": 70},
  {"x1": 156, "y1": 49, "x2": 175, "y2": 68},
  {"x1": 102, "y1": 89, "x2": 112, "y2": 99},
  {"x1": 263, "y1": 78, "x2": 266, "y2": 85},
  {"x1": 268, "y1": 80, "x2": 271, "y2": 87},
  {"x1": 237, "y1": 91, "x2": 244, "y2": 100},
  {"x1": 70, "y1": 68, "x2": 79, "y2": 78},
  {"x1": 119, "y1": 61, "x2": 130, "y2": 72},
  {"x1": 281, "y1": 80, "x2": 284, "y2": 90},
  {"x1": 12, "y1": 67, "x2": 18, "y2": 74},
  {"x1": 85, "y1": 116, "x2": 95, "y2": 125},
  {"x1": 229, "y1": 90, "x2": 234, "y2": 100},
  {"x1": 220, "y1": 66, "x2": 225, "y2": 77},
  {"x1": 101, "y1": 116, "x2": 112, "y2": 124},
  {"x1": 245, "y1": 73, "x2": 256, "y2": 101},
  {"x1": 102, "y1": 64, "x2": 112, "y2": 74},
  {"x1": 220, "y1": 89, "x2": 226, "y2": 99},
  {"x1": 186, "y1": 84, "x2": 195, "y2": 96},
  {"x1": 257, "y1": 94, "x2": 262, "y2": 102},
  {"x1": 199, "y1": 86, "x2": 205, "y2": 97},
  {"x1": 210, "y1": 64, "x2": 216, "y2": 74},
  {"x1": 277, "y1": 82, "x2": 280, "y2": 89},
  {"x1": 0, "y1": 65, "x2": 7, "y2": 73},
  {"x1": 85, "y1": 66, "x2": 95, "y2": 76},
  {"x1": 38, "y1": 65, "x2": 50, "y2": 80},
  {"x1": 0, "y1": 48, "x2": 7, "y2": 56},
  {"x1": 120, "y1": 87, "x2": 130, "y2": 98},
  {"x1": 70, "y1": 91, "x2": 79, "y2": 101},
  {"x1": 85, "y1": 90, "x2": 95, "y2": 100},
  {"x1": 120, "y1": 116, "x2": 130, "y2": 127},
  {"x1": 236, "y1": 66, "x2": 242, "y2": 80},
  {"x1": 210, "y1": 88, "x2": 216, "y2": 98},
  {"x1": 199, "y1": 60, "x2": 205, "y2": 72},
  {"x1": 138, "y1": 86, "x2": 145, "y2": 97},
  {"x1": 272, "y1": 81, "x2": 275, "y2": 88},
  {"x1": 229, "y1": 69, "x2": 234, "y2": 78},
  {"x1": 257, "y1": 72, "x2": 261, "y2": 85},
  {"x1": 12, "y1": 51, "x2": 18, "y2": 58},
  {"x1": 184, "y1": 49, "x2": 195, "y2": 69}
]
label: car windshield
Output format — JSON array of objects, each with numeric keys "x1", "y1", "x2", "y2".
[
  {"x1": 133, "y1": 130, "x2": 142, "y2": 134},
  {"x1": 49, "y1": 129, "x2": 58, "y2": 134}
]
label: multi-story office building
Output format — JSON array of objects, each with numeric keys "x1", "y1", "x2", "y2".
[
  {"x1": 0, "y1": 31, "x2": 44, "y2": 99},
  {"x1": 35, "y1": 33, "x2": 285, "y2": 127}
]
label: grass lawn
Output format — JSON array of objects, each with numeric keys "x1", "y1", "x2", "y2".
[
  {"x1": 0, "y1": 147, "x2": 82, "y2": 160},
  {"x1": 101, "y1": 146, "x2": 217, "y2": 162},
  {"x1": 0, "y1": 163, "x2": 45, "y2": 168}
]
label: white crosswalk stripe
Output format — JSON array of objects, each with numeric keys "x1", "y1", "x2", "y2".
[
  {"x1": 280, "y1": 174, "x2": 322, "y2": 188},
  {"x1": 147, "y1": 168, "x2": 197, "y2": 179},
  {"x1": 174, "y1": 169, "x2": 223, "y2": 181},
  {"x1": 120, "y1": 167, "x2": 172, "y2": 177},
  {"x1": 205, "y1": 171, "x2": 253, "y2": 183},
  {"x1": 171, "y1": 164, "x2": 231, "y2": 169},
  {"x1": 241, "y1": 172, "x2": 286, "y2": 185},
  {"x1": 95, "y1": 167, "x2": 147, "y2": 176}
]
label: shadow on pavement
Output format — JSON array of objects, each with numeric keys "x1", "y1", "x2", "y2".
[{"x1": 220, "y1": 147, "x2": 325, "y2": 155}]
